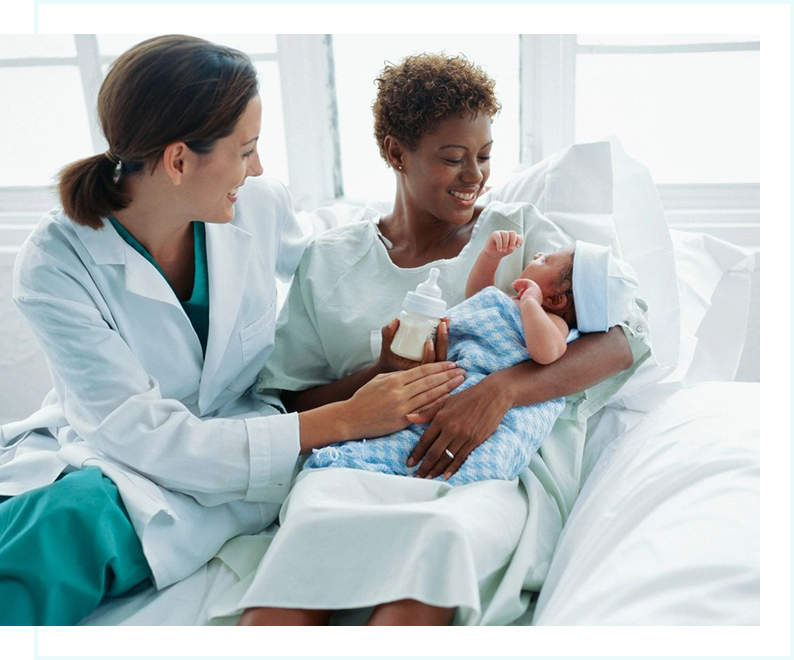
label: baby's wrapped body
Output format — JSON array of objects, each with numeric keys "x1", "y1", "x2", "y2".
[{"x1": 305, "y1": 287, "x2": 579, "y2": 485}]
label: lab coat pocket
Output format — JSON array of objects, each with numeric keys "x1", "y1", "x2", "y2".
[
  {"x1": 228, "y1": 300, "x2": 278, "y2": 393},
  {"x1": 240, "y1": 300, "x2": 277, "y2": 363}
]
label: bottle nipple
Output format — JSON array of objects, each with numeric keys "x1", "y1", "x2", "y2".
[
  {"x1": 401, "y1": 267, "x2": 447, "y2": 318},
  {"x1": 415, "y1": 267, "x2": 442, "y2": 298}
]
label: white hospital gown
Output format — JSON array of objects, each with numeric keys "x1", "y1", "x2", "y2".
[{"x1": 219, "y1": 201, "x2": 651, "y2": 625}]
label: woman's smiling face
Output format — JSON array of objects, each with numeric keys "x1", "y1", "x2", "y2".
[
  {"x1": 185, "y1": 94, "x2": 264, "y2": 224},
  {"x1": 400, "y1": 113, "x2": 493, "y2": 225}
]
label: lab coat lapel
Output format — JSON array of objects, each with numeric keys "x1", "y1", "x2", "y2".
[
  {"x1": 72, "y1": 218, "x2": 182, "y2": 308},
  {"x1": 200, "y1": 222, "x2": 252, "y2": 406},
  {"x1": 123, "y1": 245, "x2": 183, "y2": 307}
]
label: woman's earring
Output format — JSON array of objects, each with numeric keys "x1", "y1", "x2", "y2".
[{"x1": 398, "y1": 165, "x2": 403, "y2": 171}]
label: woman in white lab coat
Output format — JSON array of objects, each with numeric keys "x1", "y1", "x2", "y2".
[{"x1": 0, "y1": 35, "x2": 461, "y2": 625}]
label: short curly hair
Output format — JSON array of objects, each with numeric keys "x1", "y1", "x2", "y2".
[{"x1": 372, "y1": 52, "x2": 501, "y2": 162}]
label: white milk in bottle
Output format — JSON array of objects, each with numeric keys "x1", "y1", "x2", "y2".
[{"x1": 390, "y1": 268, "x2": 447, "y2": 361}]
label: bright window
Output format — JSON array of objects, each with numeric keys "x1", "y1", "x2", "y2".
[
  {"x1": 0, "y1": 66, "x2": 93, "y2": 187},
  {"x1": 574, "y1": 35, "x2": 759, "y2": 184},
  {"x1": 0, "y1": 35, "x2": 76, "y2": 58},
  {"x1": 0, "y1": 35, "x2": 287, "y2": 190}
]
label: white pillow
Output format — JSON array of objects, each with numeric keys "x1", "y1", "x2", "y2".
[
  {"x1": 614, "y1": 229, "x2": 755, "y2": 411},
  {"x1": 487, "y1": 138, "x2": 680, "y2": 370}
]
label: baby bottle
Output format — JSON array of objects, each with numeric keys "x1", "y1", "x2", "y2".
[{"x1": 390, "y1": 267, "x2": 447, "y2": 361}]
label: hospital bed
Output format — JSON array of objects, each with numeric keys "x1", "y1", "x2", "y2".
[{"x1": 0, "y1": 140, "x2": 760, "y2": 625}]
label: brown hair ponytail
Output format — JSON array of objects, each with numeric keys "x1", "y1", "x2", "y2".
[
  {"x1": 58, "y1": 153, "x2": 130, "y2": 230},
  {"x1": 58, "y1": 35, "x2": 259, "y2": 229}
]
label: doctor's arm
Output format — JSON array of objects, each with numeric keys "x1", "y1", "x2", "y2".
[
  {"x1": 16, "y1": 288, "x2": 461, "y2": 506},
  {"x1": 16, "y1": 287, "x2": 304, "y2": 505}
]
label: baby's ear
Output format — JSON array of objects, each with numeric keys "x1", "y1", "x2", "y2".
[{"x1": 544, "y1": 291, "x2": 569, "y2": 311}]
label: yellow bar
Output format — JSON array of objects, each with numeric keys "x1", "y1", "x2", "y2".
[
  {"x1": 532, "y1": 626, "x2": 587, "y2": 642},
  {"x1": 77, "y1": 626, "x2": 783, "y2": 656}
]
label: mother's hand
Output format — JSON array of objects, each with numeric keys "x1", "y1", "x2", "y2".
[
  {"x1": 376, "y1": 318, "x2": 449, "y2": 373},
  {"x1": 405, "y1": 375, "x2": 513, "y2": 480}
]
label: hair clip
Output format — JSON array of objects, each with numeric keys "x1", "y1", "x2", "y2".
[{"x1": 104, "y1": 150, "x2": 123, "y2": 184}]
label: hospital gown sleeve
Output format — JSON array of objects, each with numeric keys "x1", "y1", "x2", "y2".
[
  {"x1": 14, "y1": 256, "x2": 298, "y2": 507},
  {"x1": 255, "y1": 247, "x2": 339, "y2": 396},
  {"x1": 557, "y1": 298, "x2": 651, "y2": 421}
]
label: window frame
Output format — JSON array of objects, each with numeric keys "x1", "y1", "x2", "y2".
[
  {"x1": 0, "y1": 35, "x2": 325, "y2": 243},
  {"x1": 518, "y1": 34, "x2": 760, "y2": 249},
  {"x1": 1, "y1": 35, "x2": 760, "y2": 250}
]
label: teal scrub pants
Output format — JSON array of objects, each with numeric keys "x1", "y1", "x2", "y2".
[{"x1": 0, "y1": 467, "x2": 153, "y2": 625}]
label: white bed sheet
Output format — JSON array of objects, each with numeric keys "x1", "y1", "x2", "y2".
[
  {"x1": 533, "y1": 382, "x2": 760, "y2": 625},
  {"x1": 80, "y1": 382, "x2": 759, "y2": 626},
  {"x1": 80, "y1": 557, "x2": 236, "y2": 626}
]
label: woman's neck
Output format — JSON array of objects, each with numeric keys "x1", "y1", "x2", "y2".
[
  {"x1": 380, "y1": 198, "x2": 483, "y2": 266},
  {"x1": 113, "y1": 179, "x2": 194, "y2": 264}
]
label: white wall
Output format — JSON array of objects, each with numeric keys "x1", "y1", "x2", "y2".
[{"x1": 1, "y1": 193, "x2": 58, "y2": 423}]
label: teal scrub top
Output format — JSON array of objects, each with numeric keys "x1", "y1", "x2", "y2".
[{"x1": 109, "y1": 217, "x2": 210, "y2": 355}]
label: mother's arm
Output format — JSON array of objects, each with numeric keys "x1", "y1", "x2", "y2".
[{"x1": 407, "y1": 325, "x2": 634, "y2": 479}]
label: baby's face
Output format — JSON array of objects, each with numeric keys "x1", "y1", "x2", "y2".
[{"x1": 519, "y1": 246, "x2": 575, "y2": 297}]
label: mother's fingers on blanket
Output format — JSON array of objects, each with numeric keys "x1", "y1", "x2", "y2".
[
  {"x1": 425, "y1": 440, "x2": 459, "y2": 480},
  {"x1": 406, "y1": 402, "x2": 448, "y2": 426},
  {"x1": 410, "y1": 429, "x2": 457, "y2": 479},
  {"x1": 441, "y1": 443, "x2": 478, "y2": 481},
  {"x1": 406, "y1": 422, "x2": 443, "y2": 470},
  {"x1": 414, "y1": 434, "x2": 474, "y2": 480},
  {"x1": 408, "y1": 377, "x2": 510, "y2": 476},
  {"x1": 406, "y1": 399, "x2": 448, "y2": 424}
]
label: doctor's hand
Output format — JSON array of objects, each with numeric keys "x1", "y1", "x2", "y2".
[
  {"x1": 345, "y1": 361, "x2": 465, "y2": 439},
  {"x1": 376, "y1": 317, "x2": 449, "y2": 373},
  {"x1": 405, "y1": 375, "x2": 512, "y2": 480}
]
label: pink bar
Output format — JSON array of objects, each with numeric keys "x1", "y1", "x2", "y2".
[{"x1": 237, "y1": 626, "x2": 370, "y2": 639}]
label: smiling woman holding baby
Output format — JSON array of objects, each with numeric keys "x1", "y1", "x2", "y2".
[{"x1": 231, "y1": 53, "x2": 651, "y2": 626}]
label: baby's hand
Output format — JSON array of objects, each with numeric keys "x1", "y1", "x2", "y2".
[
  {"x1": 483, "y1": 230, "x2": 522, "y2": 259},
  {"x1": 512, "y1": 278, "x2": 543, "y2": 305}
]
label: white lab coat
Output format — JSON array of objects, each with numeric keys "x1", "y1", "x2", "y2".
[{"x1": 0, "y1": 176, "x2": 310, "y2": 588}]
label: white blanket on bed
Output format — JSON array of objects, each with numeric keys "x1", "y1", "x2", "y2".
[
  {"x1": 534, "y1": 382, "x2": 760, "y2": 625},
  {"x1": 80, "y1": 382, "x2": 759, "y2": 626}
]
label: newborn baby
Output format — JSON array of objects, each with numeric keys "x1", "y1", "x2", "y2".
[{"x1": 305, "y1": 231, "x2": 639, "y2": 485}]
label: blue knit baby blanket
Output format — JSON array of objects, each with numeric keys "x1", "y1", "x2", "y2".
[{"x1": 304, "y1": 286, "x2": 579, "y2": 485}]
